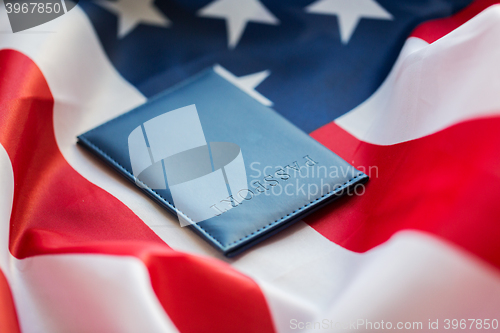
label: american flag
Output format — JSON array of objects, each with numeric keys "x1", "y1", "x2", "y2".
[{"x1": 0, "y1": 0, "x2": 499, "y2": 332}]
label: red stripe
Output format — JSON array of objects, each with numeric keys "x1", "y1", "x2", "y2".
[
  {"x1": 0, "y1": 269, "x2": 20, "y2": 333},
  {"x1": 410, "y1": 0, "x2": 500, "y2": 43},
  {"x1": 308, "y1": 119, "x2": 500, "y2": 269},
  {"x1": 0, "y1": 49, "x2": 275, "y2": 333},
  {"x1": 0, "y1": 49, "x2": 165, "y2": 258}
]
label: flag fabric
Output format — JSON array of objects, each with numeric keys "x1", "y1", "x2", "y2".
[{"x1": 0, "y1": 0, "x2": 500, "y2": 332}]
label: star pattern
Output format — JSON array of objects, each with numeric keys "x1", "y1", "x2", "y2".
[
  {"x1": 213, "y1": 65, "x2": 273, "y2": 106},
  {"x1": 95, "y1": 0, "x2": 170, "y2": 38},
  {"x1": 306, "y1": 0, "x2": 392, "y2": 44},
  {"x1": 197, "y1": 0, "x2": 280, "y2": 49}
]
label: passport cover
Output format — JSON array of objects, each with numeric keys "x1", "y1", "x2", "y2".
[{"x1": 77, "y1": 68, "x2": 368, "y2": 257}]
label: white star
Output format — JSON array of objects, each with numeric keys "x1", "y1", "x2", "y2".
[
  {"x1": 95, "y1": 0, "x2": 170, "y2": 38},
  {"x1": 306, "y1": 0, "x2": 392, "y2": 44},
  {"x1": 198, "y1": 0, "x2": 279, "y2": 49},
  {"x1": 214, "y1": 65, "x2": 273, "y2": 106}
]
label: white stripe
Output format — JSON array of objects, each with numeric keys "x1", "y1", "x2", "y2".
[
  {"x1": 0, "y1": 1, "x2": 219, "y2": 253},
  {"x1": 230, "y1": 222, "x2": 363, "y2": 312},
  {"x1": 316, "y1": 232, "x2": 500, "y2": 332},
  {"x1": 213, "y1": 64, "x2": 273, "y2": 106},
  {"x1": 336, "y1": 5, "x2": 500, "y2": 145}
]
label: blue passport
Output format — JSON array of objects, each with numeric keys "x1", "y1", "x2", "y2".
[{"x1": 78, "y1": 68, "x2": 368, "y2": 257}]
